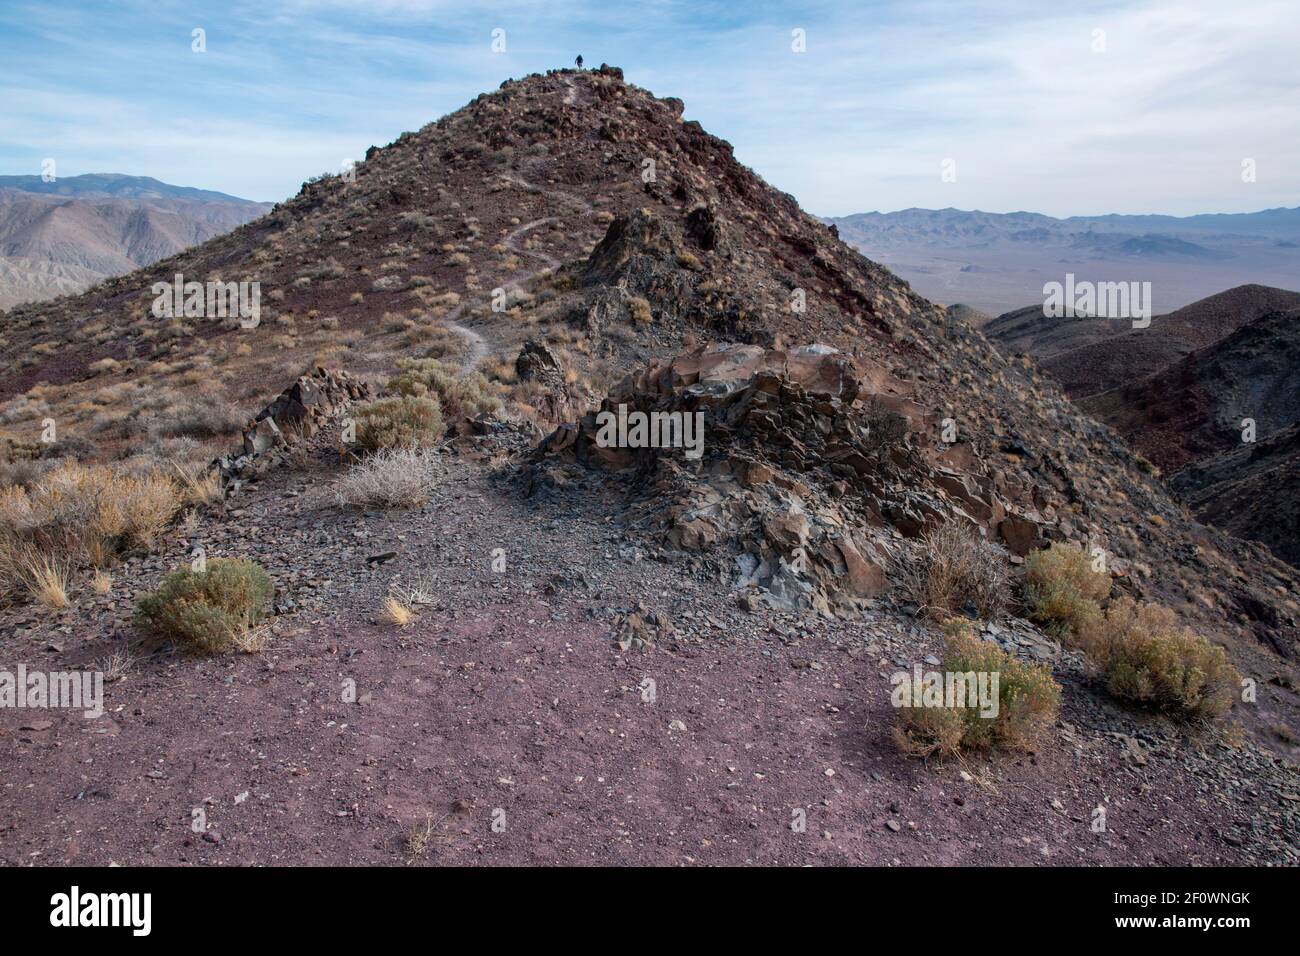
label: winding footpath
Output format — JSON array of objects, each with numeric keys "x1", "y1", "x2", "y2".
[{"x1": 441, "y1": 95, "x2": 597, "y2": 376}]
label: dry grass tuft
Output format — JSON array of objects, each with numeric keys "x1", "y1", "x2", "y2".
[
  {"x1": 382, "y1": 595, "x2": 414, "y2": 627},
  {"x1": 899, "y1": 522, "x2": 1009, "y2": 620},
  {"x1": 406, "y1": 814, "x2": 435, "y2": 858},
  {"x1": 231, "y1": 623, "x2": 273, "y2": 654},
  {"x1": 168, "y1": 461, "x2": 223, "y2": 506},
  {"x1": 0, "y1": 460, "x2": 184, "y2": 602},
  {"x1": 335, "y1": 448, "x2": 440, "y2": 509},
  {"x1": 22, "y1": 554, "x2": 72, "y2": 609},
  {"x1": 97, "y1": 646, "x2": 135, "y2": 682}
]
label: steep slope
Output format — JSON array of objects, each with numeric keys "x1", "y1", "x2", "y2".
[
  {"x1": 943, "y1": 303, "x2": 993, "y2": 328},
  {"x1": 0, "y1": 179, "x2": 271, "y2": 309},
  {"x1": 986, "y1": 288, "x2": 1300, "y2": 567},
  {"x1": 1, "y1": 66, "x2": 1297, "y2": 866},
  {"x1": 1080, "y1": 306, "x2": 1300, "y2": 472},
  {"x1": 1171, "y1": 423, "x2": 1300, "y2": 568},
  {"x1": 981, "y1": 304, "x2": 1129, "y2": 359}
]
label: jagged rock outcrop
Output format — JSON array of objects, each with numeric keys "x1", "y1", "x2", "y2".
[
  {"x1": 216, "y1": 366, "x2": 371, "y2": 483},
  {"x1": 533, "y1": 342, "x2": 1058, "y2": 615},
  {"x1": 571, "y1": 208, "x2": 697, "y2": 337},
  {"x1": 513, "y1": 340, "x2": 591, "y2": 424}
]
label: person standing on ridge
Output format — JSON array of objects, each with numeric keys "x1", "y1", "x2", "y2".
[{"x1": 575, "y1": 55, "x2": 584, "y2": 70}]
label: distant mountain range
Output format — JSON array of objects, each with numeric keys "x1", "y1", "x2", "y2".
[
  {"x1": 0, "y1": 174, "x2": 271, "y2": 310},
  {"x1": 827, "y1": 206, "x2": 1300, "y2": 315}
]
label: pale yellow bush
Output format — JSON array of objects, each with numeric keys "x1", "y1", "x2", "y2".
[
  {"x1": 1023, "y1": 543, "x2": 1111, "y2": 637},
  {"x1": 1080, "y1": 598, "x2": 1238, "y2": 720},
  {"x1": 0, "y1": 461, "x2": 182, "y2": 601}
]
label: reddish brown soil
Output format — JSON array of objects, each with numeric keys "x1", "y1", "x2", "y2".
[{"x1": 2, "y1": 455, "x2": 1292, "y2": 867}]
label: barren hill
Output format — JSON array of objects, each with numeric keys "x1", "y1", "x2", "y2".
[
  {"x1": 981, "y1": 303, "x2": 1130, "y2": 364},
  {"x1": 1171, "y1": 423, "x2": 1300, "y2": 568},
  {"x1": 1, "y1": 68, "x2": 1297, "y2": 866},
  {"x1": 1081, "y1": 305, "x2": 1300, "y2": 472},
  {"x1": 991, "y1": 285, "x2": 1300, "y2": 399},
  {"x1": 984, "y1": 287, "x2": 1300, "y2": 568}
]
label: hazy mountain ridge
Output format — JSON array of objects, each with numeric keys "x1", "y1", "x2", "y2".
[
  {"x1": 827, "y1": 206, "x2": 1300, "y2": 315},
  {"x1": 831, "y1": 205, "x2": 1300, "y2": 244},
  {"x1": 0, "y1": 175, "x2": 272, "y2": 309},
  {"x1": 0, "y1": 173, "x2": 261, "y2": 204}
]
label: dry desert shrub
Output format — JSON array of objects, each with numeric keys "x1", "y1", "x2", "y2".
[
  {"x1": 1023, "y1": 542, "x2": 1111, "y2": 638},
  {"x1": 899, "y1": 521, "x2": 1009, "y2": 620},
  {"x1": 386, "y1": 358, "x2": 502, "y2": 421},
  {"x1": 335, "y1": 447, "x2": 440, "y2": 509},
  {"x1": 400, "y1": 319, "x2": 466, "y2": 359},
  {"x1": 97, "y1": 645, "x2": 134, "y2": 682},
  {"x1": 893, "y1": 620, "x2": 1061, "y2": 758},
  {"x1": 354, "y1": 395, "x2": 445, "y2": 451},
  {"x1": 0, "y1": 455, "x2": 53, "y2": 490},
  {"x1": 103, "y1": 387, "x2": 243, "y2": 443},
  {"x1": 134, "y1": 558, "x2": 274, "y2": 654},
  {"x1": 891, "y1": 697, "x2": 966, "y2": 759},
  {"x1": 1020, "y1": 545, "x2": 1236, "y2": 721},
  {"x1": 861, "y1": 396, "x2": 909, "y2": 468},
  {"x1": 1079, "y1": 597, "x2": 1238, "y2": 720},
  {"x1": 627, "y1": 296, "x2": 653, "y2": 324},
  {"x1": 0, "y1": 460, "x2": 207, "y2": 603}
]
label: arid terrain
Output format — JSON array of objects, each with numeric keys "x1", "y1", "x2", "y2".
[
  {"x1": 1, "y1": 67, "x2": 1297, "y2": 867},
  {"x1": 829, "y1": 207, "x2": 1300, "y2": 316}
]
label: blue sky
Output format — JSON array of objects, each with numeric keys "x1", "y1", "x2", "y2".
[{"x1": 1, "y1": 0, "x2": 1297, "y2": 216}]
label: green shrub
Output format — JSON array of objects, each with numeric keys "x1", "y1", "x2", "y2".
[
  {"x1": 387, "y1": 357, "x2": 502, "y2": 421},
  {"x1": 1081, "y1": 598, "x2": 1238, "y2": 720},
  {"x1": 893, "y1": 620, "x2": 1061, "y2": 757},
  {"x1": 135, "y1": 558, "x2": 273, "y2": 653},
  {"x1": 354, "y1": 395, "x2": 444, "y2": 451},
  {"x1": 1023, "y1": 542, "x2": 1110, "y2": 638}
]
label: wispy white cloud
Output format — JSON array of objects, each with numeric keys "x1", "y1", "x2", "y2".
[{"x1": 0, "y1": 0, "x2": 1295, "y2": 215}]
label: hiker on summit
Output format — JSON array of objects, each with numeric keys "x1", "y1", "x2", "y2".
[{"x1": 575, "y1": 54, "x2": 583, "y2": 69}]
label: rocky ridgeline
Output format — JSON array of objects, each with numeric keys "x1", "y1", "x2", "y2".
[
  {"x1": 215, "y1": 366, "x2": 371, "y2": 484},
  {"x1": 532, "y1": 342, "x2": 1083, "y2": 616}
]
